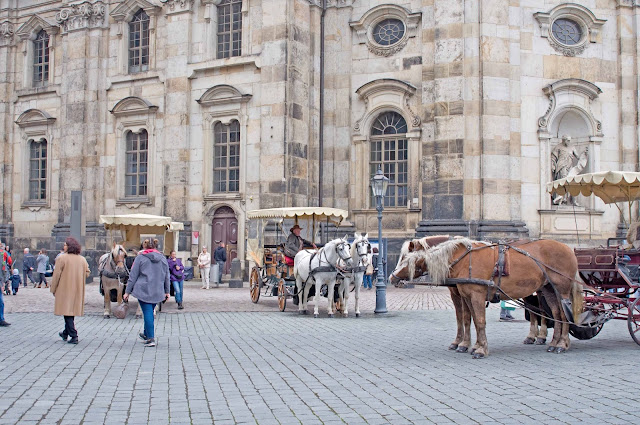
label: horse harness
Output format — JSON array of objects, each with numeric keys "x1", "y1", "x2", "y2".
[
  {"x1": 300, "y1": 241, "x2": 351, "y2": 291},
  {"x1": 99, "y1": 249, "x2": 130, "y2": 284}
]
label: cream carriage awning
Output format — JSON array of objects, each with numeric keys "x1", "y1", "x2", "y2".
[
  {"x1": 547, "y1": 171, "x2": 640, "y2": 204},
  {"x1": 246, "y1": 207, "x2": 348, "y2": 222}
]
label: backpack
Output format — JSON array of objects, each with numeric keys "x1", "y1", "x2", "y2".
[{"x1": 0, "y1": 250, "x2": 7, "y2": 272}]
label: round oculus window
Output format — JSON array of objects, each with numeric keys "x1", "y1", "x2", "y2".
[
  {"x1": 551, "y1": 18, "x2": 583, "y2": 46},
  {"x1": 372, "y1": 19, "x2": 405, "y2": 46}
]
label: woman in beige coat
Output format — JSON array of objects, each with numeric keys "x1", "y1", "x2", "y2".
[{"x1": 50, "y1": 237, "x2": 90, "y2": 344}]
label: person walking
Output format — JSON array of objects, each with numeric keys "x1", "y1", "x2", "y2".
[
  {"x1": 362, "y1": 250, "x2": 373, "y2": 290},
  {"x1": 213, "y1": 242, "x2": 227, "y2": 287},
  {"x1": 50, "y1": 238, "x2": 90, "y2": 344},
  {"x1": 10, "y1": 269, "x2": 21, "y2": 295},
  {"x1": 22, "y1": 248, "x2": 36, "y2": 287},
  {"x1": 0, "y1": 283, "x2": 8, "y2": 327},
  {"x1": 0, "y1": 243, "x2": 13, "y2": 291},
  {"x1": 371, "y1": 247, "x2": 379, "y2": 284},
  {"x1": 167, "y1": 251, "x2": 185, "y2": 310},
  {"x1": 198, "y1": 246, "x2": 211, "y2": 289},
  {"x1": 123, "y1": 239, "x2": 170, "y2": 348},
  {"x1": 36, "y1": 249, "x2": 49, "y2": 288}
]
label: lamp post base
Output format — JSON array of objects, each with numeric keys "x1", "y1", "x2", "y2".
[{"x1": 374, "y1": 278, "x2": 387, "y2": 314}]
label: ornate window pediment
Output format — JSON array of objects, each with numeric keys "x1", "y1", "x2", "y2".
[
  {"x1": 15, "y1": 109, "x2": 56, "y2": 128},
  {"x1": 197, "y1": 85, "x2": 252, "y2": 107},
  {"x1": 110, "y1": 0, "x2": 160, "y2": 22},
  {"x1": 15, "y1": 15, "x2": 58, "y2": 41},
  {"x1": 110, "y1": 96, "x2": 158, "y2": 117},
  {"x1": 534, "y1": 4, "x2": 606, "y2": 57},
  {"x1": 350, "y1": 4, "x2": 421, "y2": 57}
]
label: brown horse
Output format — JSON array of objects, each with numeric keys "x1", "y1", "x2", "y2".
[
  {"x1": 99, "y1": 243, "x2": 128, "y2": 318},
  {"x1": 399, "y1": 235, "x2": 551, "y2": 348},
  {"x1": 389, "y1": 238, "x2": 583, "y2": 358}
]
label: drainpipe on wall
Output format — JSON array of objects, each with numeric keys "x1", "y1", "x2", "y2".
[{"x1": 319, "y1": 0, "x2": 326, "y2": 208}]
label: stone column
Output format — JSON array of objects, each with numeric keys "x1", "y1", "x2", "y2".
[{"x1": 0, "y1": 22, "x2": 15, "y2": 225}]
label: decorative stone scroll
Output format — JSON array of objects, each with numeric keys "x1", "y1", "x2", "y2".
[
  {"x1": 160, "y1": 0, "x2": 195, "y2": 14},
  {"x1": 56, "y1": 1, "x2": 107, "y2": 33},
  {"x1": 306, "y1": 0, "x2": 354, "y2": 7},
  {"x1": 0, "y1": 21, "x2": 14, "y2": 46}
]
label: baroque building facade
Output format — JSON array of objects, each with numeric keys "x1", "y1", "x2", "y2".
[{"x1": 0, "y1": 0, "x2": 639, "y2": 275}]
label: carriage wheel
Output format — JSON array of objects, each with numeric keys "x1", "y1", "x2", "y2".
[
  {"x1": 250, "y1": 267, "x2": 261, "y2": 303},
  {"x1": 627, "y1": 297, "x2": 640, "y2": 346},
  {"x1": 277, "y1": 279, "x2": 287, "y2": 312}
]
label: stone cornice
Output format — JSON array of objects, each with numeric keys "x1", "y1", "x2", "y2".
[
  {"x1": 56, "y1": 1, "x2": 107, "y2": 33},
  {"x1": 160, "y1": 0, "x2": 195, "y2": 14},
  {"x1": 307, "y1": 0, "x2": 354, "y2": 8},
  {"x1": 618, "y1": 0, "x2": 640, "y2": 7}
]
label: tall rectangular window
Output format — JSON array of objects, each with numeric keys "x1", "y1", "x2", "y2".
[
  {"x1": 125, "y1": 130, "x2": 148, "y2": 197},
  {"x1": 129, "y1": 10, "x2": 150, "y2": 73},
  {"x1": 29, "y1": 139, "x2": 47, "y2": 201},
  {"x1": 370, "y1": 112, "x2": 408, "y2": 208},
  {"x1": 213, "y1": 121, "x2": 240, "y2": 193},
  {"x1": 33, "y1": 30, "x2": 49, "y2": 88},
  {"x1": 217, "y1": 0, "x2": 242, "y2": 59}
]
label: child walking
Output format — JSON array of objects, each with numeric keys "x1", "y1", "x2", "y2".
[{"x1": 9, "y1": 269, "x2": 21, "y2": 295}]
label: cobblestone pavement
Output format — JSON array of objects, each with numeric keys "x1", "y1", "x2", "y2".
[
  {"x1": 2, "y1": 282, "x2": 457, "y2": 314},
  {"x1": 1, "y1": 306, "x2": 639, "y2": 424}
]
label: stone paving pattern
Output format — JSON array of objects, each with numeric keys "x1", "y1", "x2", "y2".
[{"x1": 1, "y1": 284, "x2": 638, "y2": 424}]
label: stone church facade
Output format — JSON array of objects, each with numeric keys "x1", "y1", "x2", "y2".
[{"x1": 0, "y1": 0, "x2": 638, "y2": 273}]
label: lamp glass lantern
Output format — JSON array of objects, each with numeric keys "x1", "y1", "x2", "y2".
[{"x1": 371, "y1": 167, "x2": 389, "y2": 201}]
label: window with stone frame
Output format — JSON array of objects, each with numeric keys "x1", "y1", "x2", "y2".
[
  {"x1": 29, "y1": 138, "x2": 47, "y2": 201},
  {"x1": 32, "y1": 30, "x2": 50, "y2": 88},
  {"x1": 370, "y1": 112, "x2": 408, "y2": 208},
  {"x1": 213, "y1": 120, "x2": 240, "y2": 193},
  {"x1": 217, "y1": 0, "x2": 242, "y2": 59},
  {"x1": 125, "y1": 130, "x2": 148, "y2": 197},
  {"x1": 128, "y1": 9, "x2": 150, "y2": 73}
]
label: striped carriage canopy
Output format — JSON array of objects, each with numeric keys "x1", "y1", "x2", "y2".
[
  {"x1": 99, "y1": 214, "x2": 184, "y2": 255},
  {"x1": 547, "y1": 171, "x2": 640, "y2": 204},
  {"x1": 246, "y1": 207, "x2": 348, "y2": 224}
]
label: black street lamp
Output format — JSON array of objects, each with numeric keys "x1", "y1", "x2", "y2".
[{"x1": 370, "y1": 166, "x2": 389, "y2": 314}]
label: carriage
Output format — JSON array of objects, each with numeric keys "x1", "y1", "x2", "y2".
[
  {"x1": 246, "y1": 207, "x2": 349, "y2": 312},
  {"x1": 548, "y1": 171, "x2": 640, "y2": 345}
]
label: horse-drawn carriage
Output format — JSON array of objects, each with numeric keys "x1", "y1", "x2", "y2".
[
  {"x1": 548, "y1": 171, "x2": 640, "y2": 345},
  {"x1": 246, "y1": 207, "x2": 366, "y2": 316},
  {"x1": 98, "y1": 214, "x2": 184, "y2": 317}
]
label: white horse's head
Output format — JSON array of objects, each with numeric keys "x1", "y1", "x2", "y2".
[
  {"x1": 327, "y1": 236, "x2": 353, "y2": 267},
  {"x1": 352, "y1": 232, "x2": 370, "y2": 260}
]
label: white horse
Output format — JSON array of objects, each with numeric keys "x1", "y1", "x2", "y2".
[
  {"x1": 336, "y1": 233, "x2": 370, "y2": 318},
  {"x1": 294, "y1": 236, "x2": 353, "y2": 318}
]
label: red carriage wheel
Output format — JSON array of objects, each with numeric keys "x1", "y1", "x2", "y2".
[
  {"x1": 250, "y1": 267, "x2": 261, "y2": 303},
  {"x1": 628, "y1": 297, "x2": 640, "y2": 346},
  {"x1": 277, "y1": 279, "x2": 287, "y2": 312}
]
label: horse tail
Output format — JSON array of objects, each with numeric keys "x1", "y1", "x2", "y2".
[{"x1": 571, "y1": 276, "x2": 584, "y2": 322}]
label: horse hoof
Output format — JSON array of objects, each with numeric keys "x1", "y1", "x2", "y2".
[
  {"x1": 448, "y1": 344, "x2": 458, "y2": 351},
  {"x1": 535, "y1": 338, "x2": 547, "y2": 345},
  {"x1": 523, "y1": 337, "x2": 535, "y2": 345},
  {"x1": 314, "y1": 314, "x2": 319, "y2": 318},
  {"x1": 303, "y1": 310, "x2": 308, "y2": 315},
  {"x1": 328, "y1": 314, "x2": 334, "y2": 318},
  {"x1": 555, "y1": 347, "x2": 566, "y2": 354},
  {"x1": 343, "y1": 313, "x2": 348, "y2": 318},
  {"x1": 103, "y1": 315, "x2": 110, "y2": 319},
  {"x1": 470, "y1": 348, "x2": 476, "y2": 355},
  {"x1": 472, "y1": 352, "x2": 485, "y2": 359},
  {"x1": 455, "y1": 346, "x2": 468, "y2": 353},
  {"x1": 298, "y1": 310, "x2": 305, "y2": 315},
  {"x1": 355, "y1": 313, "x2": 360, "y2": 318},
  {"x1": 547, "y1": 346, "x2": 557, "y2": 353}
]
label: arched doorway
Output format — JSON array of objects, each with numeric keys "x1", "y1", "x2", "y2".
[{"x1": 212, "y1": 206, "x2": 237, "y2": 275}]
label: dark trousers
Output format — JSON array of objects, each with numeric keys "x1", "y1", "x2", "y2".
[
  {"x1": 23, "y1": 270, "x2": 35, "y2": 287},
  {"x1": 38, "y1": 273, "x2": 47, "y2": 286},
  {"x1": 63, "y1": 316, "x2": 78, "y2": 339}
]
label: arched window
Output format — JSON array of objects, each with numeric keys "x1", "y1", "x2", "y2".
[
  {"x1": 217, "y1": 0, "x2": 242, "y2": 59},
  {"x1": 213, "y1": 120, "x2": 240, "y2": 193},
  {"x1": 370, "y1": 112, "x2": 408, "y2": 207},
  {"x1": 129, "y1": 10, "x2": 149, "y2": 73},
  {"x1": 33, "y1": 30, "x2": 49, "y2": 88},
  {"x1": 125, "y1": 130, "x2": 148, "y2": 197},
  {"x1": 29, "y1": 138, "x2": 47, "y2": 201}
]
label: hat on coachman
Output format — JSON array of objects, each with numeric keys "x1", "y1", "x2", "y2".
[{"x1": 290, "y1": 224, "x2": 302, "y2": 232}]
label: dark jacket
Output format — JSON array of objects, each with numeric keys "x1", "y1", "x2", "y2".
[
  {"x1": 126, "y1": 250, "x2": 170, "y2": 304},
  {"x1": 213, "y1": 246, "x2": 227, "y2": 262},
  {"x1": 10, "y1": 274, "x2": 21, "y2": 289},
  {"x1": 23, "y1": 253, "x2": 36, "y2": 272},
  {"x1": 167, "y1": 257, "x2": 184, "y2": 281},
  {"x1": 284, "y1": 233, "x2": 312, "y2": 258}
]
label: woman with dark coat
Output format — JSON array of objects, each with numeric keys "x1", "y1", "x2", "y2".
[
  {"x1": 50, "y1": 238, "x2": 90, "y2": 344},
  {"x1": 123, "y1": 239, "x2": 170, "y2": 347},
  {"x1": 167, "y1": 251, "x2": 185, "y2": 310}
]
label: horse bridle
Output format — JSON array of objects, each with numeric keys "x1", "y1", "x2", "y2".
[{"x1": 335, "y1": 241, "x2": 352, "y2": 263}]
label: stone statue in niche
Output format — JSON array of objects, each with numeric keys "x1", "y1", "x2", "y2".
[{"x1": 550, "y1": 135, "x2": 589, "y2": 205}]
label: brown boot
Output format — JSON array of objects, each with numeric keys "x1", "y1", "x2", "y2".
[{"x1": 37, "y1": 284, "x2": 41, "y2": 288}]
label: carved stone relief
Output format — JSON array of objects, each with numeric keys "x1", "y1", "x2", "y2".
[
  {"x1": 56, "y1": 1, "x2": 107, "y2": 33},
  {"x1": 0, "y1": 21, "x2": 14, "y2": 46},
  {"x1": 350, "y1": 4, "x2": 421, "y2": 57}
]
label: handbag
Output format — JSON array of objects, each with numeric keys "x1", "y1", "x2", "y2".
[
  {"x1": 112, "y1": 301, "x2": 129, "y2": 319},
  {"x1": 45, "y1": 261, "x2": 54, "y2": 277}
]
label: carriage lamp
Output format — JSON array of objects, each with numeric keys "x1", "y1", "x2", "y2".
[{"x1": 371, "y1": 167, "x2": 389, "y2": 314}]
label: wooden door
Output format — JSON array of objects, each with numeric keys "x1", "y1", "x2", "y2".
[{"x1": 212, "y1": 206, "x2": 237, "y2": 274}]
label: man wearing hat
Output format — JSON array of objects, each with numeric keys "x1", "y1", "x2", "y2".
[{"x1": 284, "y1": 225, "x2": 317, "y2": 266}]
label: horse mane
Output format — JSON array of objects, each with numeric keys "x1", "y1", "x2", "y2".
[{"x1": 407, "y1": 238, "x2": 474, "y2": 284}]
